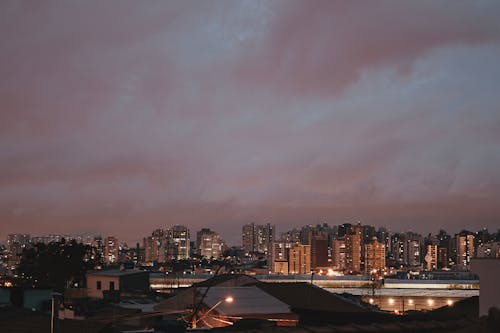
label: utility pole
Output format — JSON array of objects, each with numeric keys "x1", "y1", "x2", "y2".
[
  {"x1": 51, "y1": 292, "x2": 62, "y2": 333},
  {"x1": 191, "y1": 286, "x2": 197, "y2": 328}
]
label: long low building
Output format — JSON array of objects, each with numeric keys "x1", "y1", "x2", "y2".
[
  {"x1": 383, "y1": 279, "x2": 479, "y2": 289},
  {"x1": 150, "y1": 273, "x2": 479, "y2": 291},
  {"x1": 150, "y1": 273, "x2": 372, "y2": 290}
]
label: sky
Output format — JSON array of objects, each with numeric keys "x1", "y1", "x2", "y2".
[{"x1": 1, "y1": 0, "x2": 500, "y2": 245}]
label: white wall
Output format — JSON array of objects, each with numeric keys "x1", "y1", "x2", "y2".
[{"x1": 471, "y1": 258, "x2": 500, "y2": 316}]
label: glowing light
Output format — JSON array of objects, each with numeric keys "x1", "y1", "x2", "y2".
[
  {"x1": 447, "y1": 299, "x2": 453, "y2": 306},
  {"x1": 427, "y1": 299, "x2": 434, "y2": 306},
  {"x1": 388, "y1": 298, "x2": 395, "y2": 305},
  {"x1": 394, "y1": 310, "x2": 399, "y2": 314},
  {"x1": 369, "y1": 298, "x2": 374, "y2": 304},
  {"x1": 408, "y1": 299, "x2": 414, "y2": 305},
  {"x1": 225, "y1": 296, "x2": 234, "y2": 303},
  {"x1": 327, "y1": 269, "x2": 342, "y2": 276}
]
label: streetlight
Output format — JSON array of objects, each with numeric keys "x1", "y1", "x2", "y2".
[
  {"x1": 51, "y1": 292, "x2": 62, "y2": 333},
  {"x1": 195, "y1": 296, "x2": 234, "y2": 326}
]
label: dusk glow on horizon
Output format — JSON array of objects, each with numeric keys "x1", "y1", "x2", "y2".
[{"x1": 1, "y1": 1, "x2": 500, "y2": 244}]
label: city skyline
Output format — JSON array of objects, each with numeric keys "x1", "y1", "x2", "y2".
[
  {"x1": 2, "y1": 222, "x2": 496, "y2": 249},
  {"x1": 1, "y1": 1, "x2": 500, "y2": 245}
]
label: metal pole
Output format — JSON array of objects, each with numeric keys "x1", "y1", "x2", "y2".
[
  {"x1": 195, "y1": 300, "x2": 223, "y2": 325},
  {"x1": 51, "y1": 292, "x2": 62, "y2": 333},
  {"x1": 191, "y1": 286, "x2": 197, "y2": 328}
]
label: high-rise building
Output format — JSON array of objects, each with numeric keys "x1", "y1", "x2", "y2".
[
  {"x1": 299, "y1": 225, "x2": 314, "y2": 245},
  {"x1": 404, "y1": 233, "x2": 422, "y2": 267},
  {"x1": 242, "y1": 223, "x2": 255, "y2": 254},
  {"x1": 376, "y1": 227, "x2": 391, "y2": 253},
  {"x1": 311, "y1": 234, "x2": 329, "y2": 269},
  {"x1": 337, "y1": 223, "x2": 352, "y2": 239},
  {"x1": 456, "y1": 232, "x2": 474, "y2": 269},
  {"x1": 270, "y1": 241, "x2": 291, "y2": 274},
  {"x1": 331, "y1": 238, "x2": 346, "y2": 270},
  {"x1": 345, "y1": 231, "x2": 361, "y2": 273},
  {"x1": 271, "y1": 241, "x2": 290, "y2": 263},
  {"x1": 390, "y1": 233, "x2": 405, "y2": 267},
  {"x1": 437, "y1": 246, "x2": 448, "y2": 268},
  {"x1": 241, "y1": 223, "x2": 275, "y2": 254},
  {"x1": 144, "y1": 229, "x2": 165, "y2": 262},
  {"x1": 365, "y1": 238, "x2": 386, "y2": 274},
  {"x1": 166, "y1": 225, "x2": 190, "y2": 260},
  {"x1": 279, "y1": 229, "x2": 301, "y2": 243},
  {"x1": 425, "y1": 244, "x2": 438, "y2": 270},
  {"x1": 288, "y1": 243, "x2": 311, "y2": 275},
  {"x1": 104, "y1": 236, "x2": 118, "y2": 264},
  {"x1": 196, "y1": 228, "x2": 223, "y2": 259}
]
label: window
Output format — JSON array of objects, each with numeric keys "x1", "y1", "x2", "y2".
[
  {"x1": 97, "y1": 281, "x2": 102, "y2": 290},
  {"x1": 109, "y1": 281, "x2": 115, "y2": 291}
]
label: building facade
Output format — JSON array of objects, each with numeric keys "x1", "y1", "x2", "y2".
[
  {"x1": 456, "y1": 233, "x2": 475, "y2": 269},
  {"x1": 288, "y1": 244, "x2": 311, "y2": 274},
  {"x1": 196, "y1": 228, "x2": 223, "y2": 258},
  {"x1": 345, "y1": 232, "x2": 361, "y2": 273},
  {"x1": 365, "y1": 238, "x2": 386, "y2": 273},
  {"x1": 104, "y1": 236, "x2": 119, "y2": 264},
  {"x1": 242, "y1": 223, "x2": 275, "y2": 254}
]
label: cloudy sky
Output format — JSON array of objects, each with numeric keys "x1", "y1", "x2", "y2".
[{"x1": 1, "y1": 0, "x2": 500, "y2": 245}]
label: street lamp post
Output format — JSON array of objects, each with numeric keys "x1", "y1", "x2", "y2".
[
  {"x1": 194, "y1": 296, "x2": 234, "y2": 327},
  {"x1": 51, "y1": 292, "x2": 62, "y2": 333}
]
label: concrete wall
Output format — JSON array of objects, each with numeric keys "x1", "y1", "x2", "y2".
[
  {"x1": 86, "y1": 275, "x2": 120, "y2": 298},
  {"x1": 471, "y1": 258, "x2": 500, "y2": 316}
]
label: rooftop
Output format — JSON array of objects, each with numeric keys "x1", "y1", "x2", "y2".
[
  {"x1": 87, "y1": 269, "x2": 148, "y2": 277},
  {"x1": 201, "y1": 286, "x2": 292, "y2": 315}
]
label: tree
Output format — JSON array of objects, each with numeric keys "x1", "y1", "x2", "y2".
[{"x1": 17, "y1": 240, "x2": 97, "y2": 291}]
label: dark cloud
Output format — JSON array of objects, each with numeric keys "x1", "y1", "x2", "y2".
[{"x1": 1, "y1": 1, "x2": 500, "y2": 244}]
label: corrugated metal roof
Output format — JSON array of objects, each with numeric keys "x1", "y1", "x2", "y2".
[{"x1": 200, "y1": 286, "x2": 292, "y2": 315}]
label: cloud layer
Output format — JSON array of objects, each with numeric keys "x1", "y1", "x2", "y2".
[{"x1": 1, "y1": 1, "x2": 500, "y2": 244}]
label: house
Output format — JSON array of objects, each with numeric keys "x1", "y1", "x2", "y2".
[{"x1": 86, "y1": 270, "x2": 150, "y2": 299}]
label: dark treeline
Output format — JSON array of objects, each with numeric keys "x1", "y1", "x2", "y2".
[{"x1": 16, "y1": 239, "x2": 98, "y2": 292}]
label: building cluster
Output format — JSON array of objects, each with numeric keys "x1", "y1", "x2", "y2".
[
  {"x1": 0, "y1": 226, "x2": 226, "y2": 273},
  {"x1": 266, "y1": 223, "x2": 386, "y2": 275},
  {"x1": 261, "y1": 223, "x2": 500, "y2": 276},
  {"x1": 142, "y1": 226, "x2": 225, "y2": 263},
  {"x1": 2, "y1": 224, "x2": 499, "y2": 276}
]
